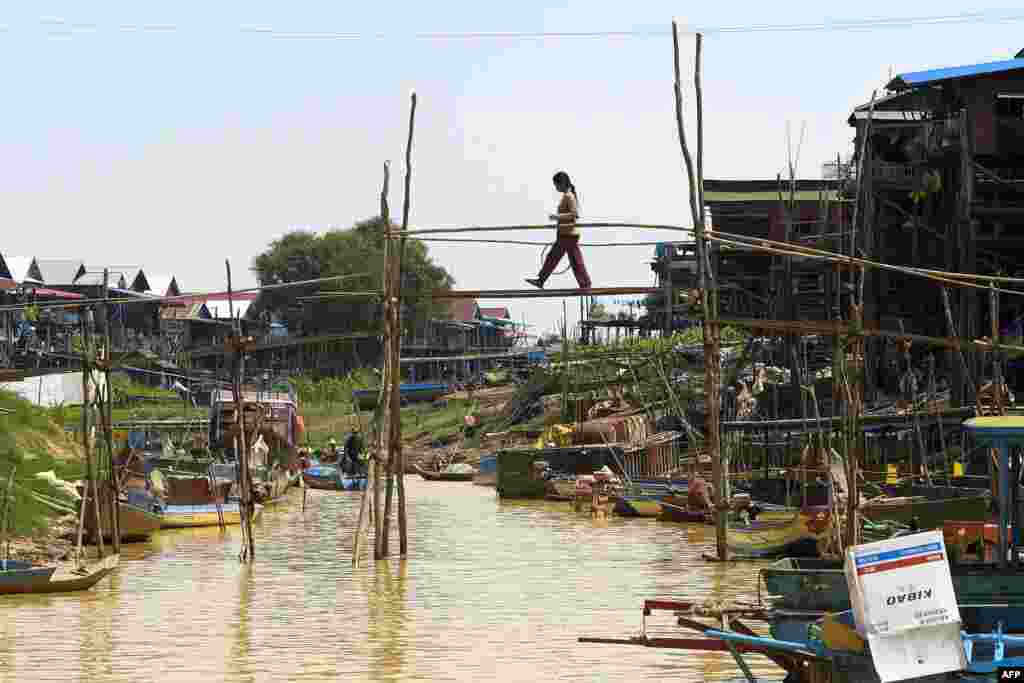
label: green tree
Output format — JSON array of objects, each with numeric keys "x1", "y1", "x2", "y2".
[
  {"x1": 252, "y1": 217, "x2": 455, "y2": 335},
  {"x1": 588, "y1": 301, "x2": 610, "y2": 320}
]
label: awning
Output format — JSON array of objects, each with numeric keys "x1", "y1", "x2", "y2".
[{"x1": 28, "y1": 287, "x2": 84, "y2": 300}]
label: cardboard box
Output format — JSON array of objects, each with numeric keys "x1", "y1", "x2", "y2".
[
  {"x1": 845, "y1": 530, "x2": 960, "y2": 637},
  {"x1": 866, "y1": 623, "x2": 966, "y2": 683}
]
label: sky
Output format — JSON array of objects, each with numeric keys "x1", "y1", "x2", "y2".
[{"x1": 1, "y1": 2, "x2": 1023, "y2": 337}]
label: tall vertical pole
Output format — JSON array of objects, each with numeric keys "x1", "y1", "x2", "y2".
[
  {"x1": 227, "y1": 260, "x2": 255, "y2": 561},
  {"x1": 381, "y1": 161, "x2": 396, "y2": 557},
  {"x1": 672, "y1": 24, "x2": 725, "y2": 558},
  {"x1": 395, "y1": 90, "x2": 417, "y2": 556},
  {"x1": 102, "y1": 268, "x2": 120, "y2": 553}
]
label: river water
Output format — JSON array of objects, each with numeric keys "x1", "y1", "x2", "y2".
[{"x1": 1, "y1": 480, "x2": 781, "y2": 682}]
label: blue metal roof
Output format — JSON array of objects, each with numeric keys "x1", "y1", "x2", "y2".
[{"x1": 888, "y1": 57, "x2": 1024, "y2": 90}]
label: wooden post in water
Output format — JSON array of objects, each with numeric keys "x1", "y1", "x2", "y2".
[
  {"x1": 394, "y1": 90, "x2": 417, "y2": 556},
  {"x1": 381, "y1": 159, "x2": 396, "y2": 556},
  {"x1": 672, "y1": 24, "x2": 725, "y2": 558},
  {"x1": 226, "y1": 260, "x2": 256, "y2": 562},
  {"x1": 101, "y1": 268, "x2": 121, "y2": 553}
]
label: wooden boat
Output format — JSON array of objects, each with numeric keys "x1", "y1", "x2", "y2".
[
  {"x1": 0, "y1": 554, "x2": 118, "y2": 595},
  {"x1": 613, "y1": 495, "x2": 663, "y2": 517},
  {"x1": 161, "y1": 502, "x2": 263, "y2": 529},
  {"x1": 861, "y1": 484, "x2": 990, "y2": 529},
  {"x1": 544, "y1": 479, "x2": 576, "y2": 501},
  {"x1": 85, "y1": 501, "x2": 162, "y2": 542},
  {"x1": 726, "y1": 507, "x2": 830, "y2": 558},
  {"x1": 414, "y1": 464, "x2": 475, "y2": 482},
  {"x1": 473, "y1": 455, "x2": 497, "y2": 487},
  {"x1": 161, "y1": 472, "x2": 232, "y2": 506},
  {"x1": 353, "y1": 383, "x2": 448, "y2": 410},
  {"x1": 301, "y1": 466, "x2": 367, "y2": 491},
  {"x1": 657, "y1": 494, "x2": 710, "y2": 522},
  {"x1": 762, "y1": 556, "x2": 1024, "y2": 613}
]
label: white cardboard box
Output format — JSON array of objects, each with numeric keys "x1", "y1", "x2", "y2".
[
  {"x1": 866, "y1": 623, "x2": 967, "y2": 683},
  {"x1": 844, "y1": 530, "x2": 960, "y2": 637}
]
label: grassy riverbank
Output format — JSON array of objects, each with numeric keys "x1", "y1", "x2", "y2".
[{"x1": 0, "y1": 390, "x2": 83, "y2": 535}]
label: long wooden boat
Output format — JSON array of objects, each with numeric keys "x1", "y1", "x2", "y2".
[
  {"x1": 301, "y1": 466, "x2": 367, "y2": 491},
  {"x1": 762, "y1": 556, "x2": 1024, "y2": 613},
  {"x1": 0, "y1": 554, "x2": 119, "y2": 595},
  {"x1": 353, "y1": 383, "x2": 448, "y2": 410},
  {"x1": 726, "y1": 507, "x2": 829, "y2": 558},
  {"x1": 85, "y1": 500, "x2": 163, "y2": 542},
  {"x1": 613, "y1": 495, "x2": 663, "y2": 517},
  {"x1": 160, "y1": 502, "x2": 263, "y2": 529},
  {"x1": 414, "y1": 465, "x2": 475, "y2": 482},
  {"x1": 861, "y1": 484, "x2": 991, "y2": 529},
  {"x1": 861, "y1": 494, "x2": 991, "y2": 528},
  {"x1": 657, "y1": 494, "x2": 710, "y2": 522}
]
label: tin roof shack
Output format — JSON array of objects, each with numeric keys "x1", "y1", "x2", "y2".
[
  {"x1": 852, "y1": 52, "x2": 1024, "y2": 404},
  {"x1": 648, "y1": 179, "x2": 848, "y2": 329},
  {"x1": 209, "y1": 389, "x2": 298, "y2": 460},
  {"x1": 160, "y1": 302, "x2": 232, "y2": 356}
]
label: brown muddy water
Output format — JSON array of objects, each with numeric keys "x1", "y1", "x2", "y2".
[{"x1": 0, "y1": 479, "x2": 781, "y2": 682}]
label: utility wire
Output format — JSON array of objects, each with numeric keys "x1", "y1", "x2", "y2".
[{"x1": 20, "y1": 9, "x2": 1024, "y2": 41}]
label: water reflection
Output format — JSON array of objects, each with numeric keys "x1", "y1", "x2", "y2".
[{"x1": 0, "y1": 481, "x2": 784, "y2": 682}]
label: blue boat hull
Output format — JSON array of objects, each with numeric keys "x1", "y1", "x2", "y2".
[{"x1": 302, "y1": 466, "x2": 367, "y2": 491}]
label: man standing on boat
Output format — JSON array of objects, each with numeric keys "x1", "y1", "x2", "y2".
[{"x1": 344, "y1": 428, "x2": 365, "y2": 476}]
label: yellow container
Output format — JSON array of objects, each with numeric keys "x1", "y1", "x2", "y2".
[
  {"x1": 886, "y1": 464, "x2": 898, "y2": 484},
  {"x1": 953, "y1": 462, "x2": 964, "y2": 477}
]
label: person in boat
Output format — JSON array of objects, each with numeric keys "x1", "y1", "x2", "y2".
[
  {"x1": 344, "y1": 428, "x2": 365, "y2": 476},
  {"x1": 326, "y1": 438, "x2": 340, "y2": 464},
  {"x1": 525, "y1": 171, "x2": 592, "y2": 290},
  {"x1": 687, "y1": 475, "x2": 715, "y2": 512}
]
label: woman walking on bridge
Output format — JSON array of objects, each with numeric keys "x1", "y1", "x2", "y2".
[{"x1": 525, "y1": 171, "x2": 592, "y2": 290}]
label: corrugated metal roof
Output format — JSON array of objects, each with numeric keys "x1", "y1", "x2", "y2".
[
  {"x1": 160, "y1": 303, "x2": 211, "y2": 320},
  {"x1": 33, "y1": 258, "x2": 85, "y2": 286},
  {"x1": 888, "y1": 57, "x2": 1024, "y2": 90}
]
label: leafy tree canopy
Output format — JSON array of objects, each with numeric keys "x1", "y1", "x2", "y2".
[{"x1": 252, "y1": 217, "x2": 455, "y2": 336}]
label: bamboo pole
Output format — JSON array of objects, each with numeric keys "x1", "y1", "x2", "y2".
[
  {"x1": 381, "y1": 157, "x2": 396, "y2": 557},
  {"x1": 395, "y1": 90, "x2": 417, "y2": 557},
  {"x1": 101, "y1": 269, "x2": 120, "y2": 553},
  {"x1": 672, "y1": 22, "x2": 725, "y2": 559},
  {"x1": 227, "y1": 260, "x2": 255, "y2": 562},
  {"x1": 991, "y1": 282, "x2": 1004, "y2": 415}
]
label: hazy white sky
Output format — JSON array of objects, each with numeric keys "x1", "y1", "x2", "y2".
[{"x1": 1, "y1": 3, "x2": 1022, "y2": 335}]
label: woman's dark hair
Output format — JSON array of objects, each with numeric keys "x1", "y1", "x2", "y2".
[{"x1": 552, "y1": 170, "x2": 579, "y2": 204}]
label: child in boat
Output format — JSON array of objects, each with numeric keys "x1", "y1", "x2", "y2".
[{"x1": 525, "y1": 171, "x2": 592, "y2": 290}]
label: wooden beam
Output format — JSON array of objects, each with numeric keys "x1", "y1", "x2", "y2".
[{"x1": 428, "y1": 286, "x2": 659, "y2": 300}]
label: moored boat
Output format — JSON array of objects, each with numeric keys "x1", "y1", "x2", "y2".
[
  {"x1": 613, "y1": 495, "x2": 663, "y2": 518},
  {"x1": 161, "y1": 502, "x2": 263, "y2": 528},
  {"x1": 414, "y1": 464, "x2": 475, "y2": 482},
  {"x1": 353, "y1": 383, "x2": 448, "y2": 410},
  {"x1": 0, "y1": 554, "x2": 119, "y2": 595},
  {"x1": 861, "y1": 483, "x2": 990, "y2": 529},
  {"x1": 726, "y1": 506, "x2": 830, "y2": 558},
  {"x1": 762, "y1": 555, "x2": 1024, "y2": 613},
  {"x1": 301, "y1": 465, "x2": 367, "y2": 491}
]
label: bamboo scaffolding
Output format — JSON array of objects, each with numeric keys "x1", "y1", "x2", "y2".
[
  {"x1": 427, "y1": 287, "x2": 660, "y2": 299},
  {"x1": 393, "y1": 222, "x2": 691, "y2": 237}
]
